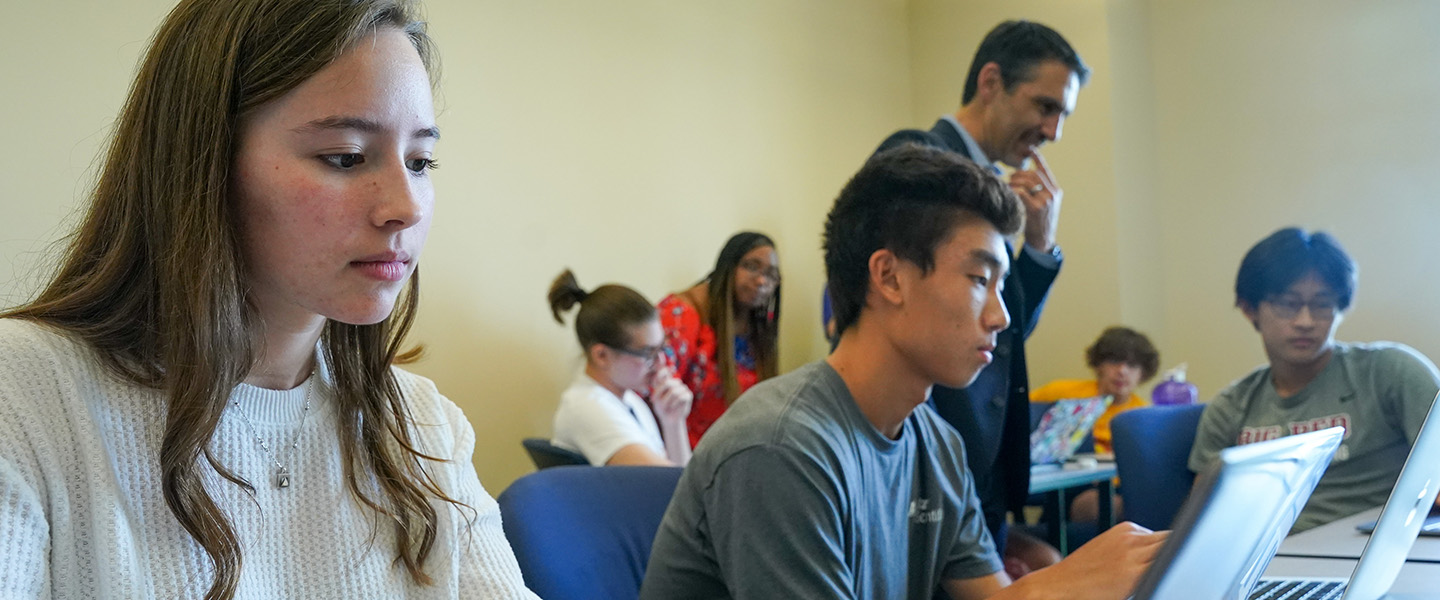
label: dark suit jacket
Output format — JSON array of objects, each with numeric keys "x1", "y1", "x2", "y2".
[{"x1": 875, "y1": 119, "x2": 1060, "y2": 545}]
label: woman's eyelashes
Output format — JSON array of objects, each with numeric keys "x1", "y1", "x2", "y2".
[
  {"x1": 316, "y1": 153, "x2": 438, "y2": 175},
  {"x1": 321, "y1": 153, "x2": 365, "y2": 169},
  {"x1": 406, "y1": 157, "x2": 438, "y2": 174}
]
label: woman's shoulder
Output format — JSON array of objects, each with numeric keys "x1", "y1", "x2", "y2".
[
  {"x1": 388, "y1": 366, "x2": 473, "y2": 454},
  {"x1": 0, "y1": 318, "x2": 75, "y2": 358},
  {"x1": 0, "y1": 319, "x2": 124, "y2": 468},
  {"x1": 658, "y1": 292, "x2": 703, "y2": 332},
  {"x1": 657, "y1": 293, "x2": 696, "y2": 316},
  {"x1": 558, "y1": 371, "x2": 614, "y2": 406},
  {"x1": 0, "y1": 319, "x2": 101, "y2": 392}
]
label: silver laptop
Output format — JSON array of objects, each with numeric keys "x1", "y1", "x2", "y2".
[
  {"x1": 1130, "y1": 426, "x2": 1345, "y2": 599},
  {"x1": 1247, "y1": 390, "x2": 1440, "y2": 600}
]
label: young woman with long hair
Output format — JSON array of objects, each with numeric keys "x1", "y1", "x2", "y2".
[
  {"x1": 657, "y1": 232, "x2": 781, "y2": 447},
  {"x1": 0, "y1": 1, "x2": 534, "y2": 598},
  {"x1": 547, "y1": 270, "x2": 692, "y2": 466}
]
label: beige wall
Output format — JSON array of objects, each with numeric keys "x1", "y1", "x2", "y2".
[
  {"x1": 3, "y1": 1, "x2": 1437, "y2": 494},
  {"x1": 0, "y1": 0, "x2": 180, "y2": 302}
]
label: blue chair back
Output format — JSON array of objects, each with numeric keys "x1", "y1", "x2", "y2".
[
  {"x1": 522, "y1": 437, "x2": 589, "y2": 469},
  {"x1": 1111, "y1": 403, "x2": 1206, "y2": 530},
  {"x1": 498, "y1": 465, "x2": 683, "y2": 600}
]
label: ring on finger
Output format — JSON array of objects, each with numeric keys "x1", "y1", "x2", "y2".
[{"x1": 1029, "y1": 184, "x2": 1044, "y2": 194}]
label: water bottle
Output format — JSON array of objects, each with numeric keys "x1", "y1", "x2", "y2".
[{"x1": 1152, "y1": 363, "x2": 1198, "y2": 406}]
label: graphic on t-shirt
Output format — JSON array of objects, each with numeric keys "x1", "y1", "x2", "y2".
[
  {"x1": 1237, "y1": 413, "x2": 1352, "y2": 451},
  {"x1": 908, "y1": 498, "x2": 943, "y2": 524}
]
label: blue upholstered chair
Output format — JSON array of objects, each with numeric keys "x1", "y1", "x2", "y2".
[
  {"x1": 1110, "y1": 403, "x2": 1207, "y2": 530},
  {"x1": 521, "y1": 437, "x2": 589, "y2": 469},
  {"x1": 498, "y1": 465, "x2": 683, "y2": 600}
]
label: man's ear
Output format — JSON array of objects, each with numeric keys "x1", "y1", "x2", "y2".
[
  {"x1": 869, "y1": 248, "x2": 904, "y2": 307},
  {"x1": 1239, "y1": 302, "x2": 1261, "y2": 331},
  {"x1": 975, "y1": 61, "x2": 1005, "y2": 102}
]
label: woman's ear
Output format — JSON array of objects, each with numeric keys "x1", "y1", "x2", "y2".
[{"x1": 586, "y1": 343, "x2": 609, "y2": 367}]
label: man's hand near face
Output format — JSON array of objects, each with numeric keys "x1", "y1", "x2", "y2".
[{"x1": 1009, "y1": 149, "x2": 1062, "y2": 253}]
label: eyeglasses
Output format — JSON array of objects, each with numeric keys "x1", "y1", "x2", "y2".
[
  {"x1": 739, "y1": 259, "x2": 781, "y2": 283},
  {"x1": 608, "y1": 344, "x2": 664, "y2": 367},
  {"x1": 1263, "y1": 296, "x2": 1340, "y2": 321}
]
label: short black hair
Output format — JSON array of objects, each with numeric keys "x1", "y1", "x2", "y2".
[
  {"x1": 1085, "y1": 326, "x2": 1161, "y2": 382},
  {"x1": 1234, "y1": 227, "x2": 1357, "y2": 311},
  {"x1": 961, "y1": 20, "x2": 1091, "y2": 105},
  {"x1": 823, "y1": 144, "x2": 1023, "y2": 337}
]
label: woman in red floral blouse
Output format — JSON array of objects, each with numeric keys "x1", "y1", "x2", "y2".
[{"x1": 658, "y1": 232, "x2": 781, "y2": 447}]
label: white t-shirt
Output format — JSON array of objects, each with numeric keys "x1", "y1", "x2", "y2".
[{"x1": 552, "y1": 370, "x2": 665, "y2": 465}]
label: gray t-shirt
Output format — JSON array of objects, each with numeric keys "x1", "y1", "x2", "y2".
[
  {"x1": 640, "y1": 361, "x2": 1002, "y2": 600},
  {"x1": 1188, "y1": 342, "x2": 1440, "y2": 532}
]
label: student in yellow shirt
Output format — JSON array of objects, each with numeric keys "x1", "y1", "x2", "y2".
[{"x1": 1031, "y1": 326, "x2": 1160, "y2": 522}]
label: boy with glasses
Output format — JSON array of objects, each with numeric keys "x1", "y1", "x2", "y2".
[{"x1": 1188, "y1": 228, "x2": 1440, "y2": 533}]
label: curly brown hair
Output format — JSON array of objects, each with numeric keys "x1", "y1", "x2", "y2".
[{"x1": 1085, "y1": 326, "x2": 1160, "y2": 382}]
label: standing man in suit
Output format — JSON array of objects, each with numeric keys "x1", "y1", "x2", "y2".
[{"x1": 874, "y1": 20, "x2": 1090, "y2": 556}]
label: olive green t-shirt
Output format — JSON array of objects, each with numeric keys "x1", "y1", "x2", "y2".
[{"x1": 1189, "y1": 342, "x2": 1440, "y2": 532}]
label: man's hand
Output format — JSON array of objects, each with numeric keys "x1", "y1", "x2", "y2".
[
  {"x1": 1001, "y1": 522, "x2": 1169, "y2": 600},
  {"x1": 1008, "y1": 149, "x2": 1062, "y2": 253}
]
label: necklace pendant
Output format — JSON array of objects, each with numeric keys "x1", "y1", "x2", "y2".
[{"x1": 275, "y1": 467, "x2": 291, "y2": 489}]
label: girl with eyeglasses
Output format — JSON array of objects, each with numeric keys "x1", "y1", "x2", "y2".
[
  {"x1": 657, "y1": 232, "x2": 781, "y2": 448},
  {"x1": 548, "y1": 270, "x2": 693, "y2": 466}
]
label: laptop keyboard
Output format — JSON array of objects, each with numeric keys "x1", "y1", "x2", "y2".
[{"x1": 1247, "y1": 580, "x2": 1346, "y2": 600}]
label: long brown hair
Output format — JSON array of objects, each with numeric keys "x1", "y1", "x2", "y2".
[
  {"x1": 704, "y1": 232, "x2": 780, "y2": 404},
  {"x1": 3, "y1": 1, "x2": 454, "y2": 598}
]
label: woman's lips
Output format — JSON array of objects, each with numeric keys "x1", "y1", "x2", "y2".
[{"x1": 352, "y1": 259, "x2": 409, "y2": 282}]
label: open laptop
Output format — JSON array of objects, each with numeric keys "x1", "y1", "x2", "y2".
[
  {"x1": 1029, "y1": 395, "x2": 1111, "y2": 465},
  {"x1": 1246, "y1": 390, "x2": 1440, "y2": 600},
  {"x1": 1129, "y1": 426, "x2": 1345, "y2": 600}
]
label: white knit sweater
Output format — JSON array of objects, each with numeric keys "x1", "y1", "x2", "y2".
[{"x1": 0, "y1": 319, "x2": 537, "y2": 599}]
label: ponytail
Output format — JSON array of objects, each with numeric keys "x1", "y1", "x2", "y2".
[
  {"x1": 547, "y1": 269, "x2": 588, "y2": 323},
  {"x1": 546, "y1": 269, "x2": 657, "y2": 351}
]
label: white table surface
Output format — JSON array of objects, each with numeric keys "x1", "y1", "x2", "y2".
[{"x1": 1278, "y1": 506, "x2": 1440, "y2": 563}]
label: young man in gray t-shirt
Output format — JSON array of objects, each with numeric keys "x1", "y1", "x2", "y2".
[
  {"x1": 1188, "y1": 228, "x2": 1440, "y2": 533},
  {"x1": 641, "y1": 145, "x2": 1166, "y2": 600}
]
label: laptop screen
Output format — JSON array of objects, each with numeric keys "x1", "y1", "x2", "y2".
[
  {"x1": 1130, "y1": 426, "x2": 1344, "y2": 600},
  {"x1": 1030, "y1": 396, "x2": 1111, "y2": 464},
  {"x1": 1341, "y1": 390, "x2": 1440, "y2": 600}
]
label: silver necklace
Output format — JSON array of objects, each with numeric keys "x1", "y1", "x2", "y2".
[{"x1": 231, "y1": 374, "x2": 315, "y2": 489}]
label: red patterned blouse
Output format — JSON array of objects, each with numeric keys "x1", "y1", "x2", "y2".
[{"x1": 657, "y1": 294, "x2": 760, "y2": 448}]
